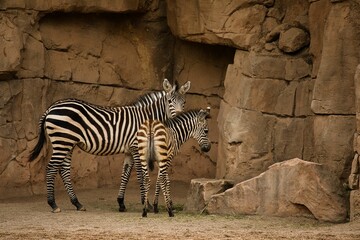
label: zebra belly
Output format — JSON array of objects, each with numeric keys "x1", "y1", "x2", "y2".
[{"x1": 76, "y1": 140, "x2": 129, "y2": 156}]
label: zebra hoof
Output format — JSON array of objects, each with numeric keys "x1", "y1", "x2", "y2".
[
  {"x1": 77, "y1": 206, "x2": 86, "y2": 211},
  {"x1": 153, "y1": 204, "x2": 159, "y2": 214},
  {"x1": 52, "y1": 207, "x2": 61, "y2": 213},
  {"x1": 119, "y1": 207, "x2": 127, "y2": 212}
]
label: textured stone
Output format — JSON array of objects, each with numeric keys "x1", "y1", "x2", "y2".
[
  {"x1": 217, "y1": 101, "x2": 275, "y2": 182},
  {"x1": 355, "y1": 64, "x2": 360, "y2": 131},
  {"x1": 166, "y1": 0, "x2": 269, "y2": 49},
  {"x1": 0, "y1": 0, "x2": 145, "y2": 13},
  {"x1": 0, "y1": 14, "x2": 23, "y2": 75},
  {"x1": 207, "y1": 158, "x2": 348, "y2": 223},
  {"x1": 0, "y1": 5, "x2": 231, "y2": 198},
  {"x1": 0, "y1": 0, "x2": 359, "y2": 216},
  {"x1": 184, "y1": 178, "x2": 234, "y2": 213},
  {"x1": 278, "y1": 27, "x2": 310, "y2": 53},
  {"x1": 350, "y1": 190, "x2": 360, "y2": 221},
  {"x1": 308, "y1": 0, "x2": 331, "y2": 77},
  {"x1": 311, "y1": 2, "x2": 360, "y2": 114},
  {"x1": 224, "y1": 65, "x2": 297, "y2": 116},
  {"x1": 313, "y1": 116, "x2": 356, "y2": 179},
  {"x1": 17, "y1": 35, "x2": 45, "y2": 78},
  {"x1": 294, "y1": 78, "x2": 315, "y2": 117},
  {"x1": 234, "y1": 50, "x2": 311, "y2": 81},
  {"x1": 173, "y1": 40, "x2": 234, "y2": 97},
  {"x1": 44, "y1": 50, "x2": 72, "y2": 80}
]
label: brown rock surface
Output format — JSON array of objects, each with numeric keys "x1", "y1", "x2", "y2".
[
  {"x1": 0, "y1": 0, "x2": 236, "y2": 198},
  {"x1": 166, "y1": 0, "x2": 269, "y2": 49},
  {"x1": 311, "y1": 1, "x2": 360, "y2": 114},
  {"x1": 184, "y1": 178, "x2": 234, "y2": 213},
  {"x1": 206, "y1": 158, "x2": 348, "y2": 223},
  {"x1": 278, "y1": 27, "x2": 309, "y2": 53},
  {"x1": 0, "y1": 0, "x2": 360, "y2": 224},
  {"x1": 350, "y1": 190, "x2": 360, "y2": 222}
]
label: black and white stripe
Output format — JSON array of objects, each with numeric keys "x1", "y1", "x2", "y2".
[
  {"x1": 29, "y1": 79, "x2": 191, "y2": 213},
  {"x1": 137, "y1": 108, "x2": 211, "y2": 217}
]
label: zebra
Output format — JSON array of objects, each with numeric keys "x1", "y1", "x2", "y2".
[
  {"x1": 29, "y1": 79, "x2": 191, "y2": 213},
  {"x1": 137, "y1": 108, "x2": 211, "y2": 217}
]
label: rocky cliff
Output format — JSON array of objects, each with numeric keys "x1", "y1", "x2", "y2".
[
  {"x1": 167, "y1": 0, "x2": 360, "y2": 183},
  {"x1": 0, "y1": 0, "x2": 359, "y2": 200}
]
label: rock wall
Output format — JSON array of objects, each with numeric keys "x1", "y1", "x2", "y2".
[
  {"x1": 0, "y1": 0, "x2": 233, "y2": 198},
  {"x1": 168, "y1": 0, "x2": 360, "y2": 183},
  {"x1": 1, "y1": 0, "x2": 360, "y2": 202}
]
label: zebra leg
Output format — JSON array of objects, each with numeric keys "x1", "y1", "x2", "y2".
[
  {"x1": 159, "y1": 171, "x2": 174, "y2": 217},
  {"x1": 135, "y1": 157, "x2": 147, "y2": 216},
  {"x1": 46, "y1": 159, "x2": 62, "y2": 213},
  {"x1": 131, "y1": 148, "x2": 148, "y2": 217},
  {"x1": 141, "y1": 160, "x2": 150, "y2": 217},
  {"x1": 117, "y1": 154, "x2": 133, "y2": 212},
  {"x1": 59, "y1": 151, "x2": 86, "y2": 211},
  {"x1": 153, "y1": 176, "x2": 161, "y2": 214}
]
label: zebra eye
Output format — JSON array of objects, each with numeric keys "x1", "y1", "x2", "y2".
[{"x1": 204, "y1": 128, "x2": 209, "y2": 134}]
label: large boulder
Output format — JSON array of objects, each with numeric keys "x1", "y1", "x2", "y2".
[{"x1": 206, "y1": 158, "x2": 348, "y2": 223}]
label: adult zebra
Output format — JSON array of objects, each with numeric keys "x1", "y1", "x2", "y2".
[
  {"x1": 137, "y1": 108, "x2": 211, "y2": 217},
  {"x1": 29, "y1": 79, "x2": 191, "y2": 213}
]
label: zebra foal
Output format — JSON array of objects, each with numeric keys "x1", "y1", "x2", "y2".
[
  {"x1": 137, "y1": 108, "x2": 211, "y2": 217},
  {"x1": 29, "y1": 79, "x2": 190, "y2": 213}
]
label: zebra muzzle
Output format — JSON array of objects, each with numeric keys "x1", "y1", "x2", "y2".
[{"x1": 201, "y1": 144, "x2": 211, "y2": 152}]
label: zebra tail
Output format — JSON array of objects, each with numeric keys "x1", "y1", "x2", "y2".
[
  {"x1": 148, "y1": 128, "x2": 155, "y2": 172},
  {"x1": 29, "y1": 115, "x2": 46, "y2": 161}
]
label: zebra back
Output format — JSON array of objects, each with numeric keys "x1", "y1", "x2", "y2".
[
  {"x1": 29, "y1": 79, "x2": 191, "y2": 161},
  {"x1": 137, "y1": 108, "x2": 211, "y2": 170}
]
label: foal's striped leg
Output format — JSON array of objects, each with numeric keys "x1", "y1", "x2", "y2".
[
  {"x1": 153, "y1": 177, "x2": 161, "y2": 214},
  {"x1": 159, "y1": 170, "x2": 174, "y2": 217},
  {"x1": 140, "y1": 156, "x2": 151, "y2": 217}
]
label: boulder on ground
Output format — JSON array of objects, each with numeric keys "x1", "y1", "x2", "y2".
[
  {"x1": 206, "y1": 158, "x2": 348, "y2": 223},
  {"x1": 184, "y1": 178, "x2": 234, "y2": 213}
]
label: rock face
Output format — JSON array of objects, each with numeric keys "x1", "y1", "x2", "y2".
[
  {"x1": 184, "y1": 178, "x2": 234, "y2": 213},
  {"x1": 206, "y1": 159, "x2": 348, "y2": 223},
  {"x1": 350, "y1": 190, "x2": 360, "y2": 221},
  {"x1": 1, "y1": 0, "x2": 360, "y2": 223},
  {"x1": 216, "y1": 0, "x2": 359, "y2": 185},
  {"x1": 167, "y1": 0, "x2": 271, "y2": 50},
  {"x1": 0, "y1": 1, "x2": 234, "y2": 198}
]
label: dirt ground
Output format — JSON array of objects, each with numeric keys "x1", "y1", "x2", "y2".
[{"x1": 1, "y1": 181, "x2": 360, "y2": 240}]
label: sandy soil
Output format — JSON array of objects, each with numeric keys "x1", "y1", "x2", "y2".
[{"x1": 1, "y1": 181, "x2": 360, "y2": 240}]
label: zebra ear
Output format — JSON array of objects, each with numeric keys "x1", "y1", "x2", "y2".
[
  {"x1": 163, "y1": 78, "x2": 173, "y2": 93},
  {"x1": 179, "y1": 81, "x2": 191, "y2": 95},
  {"x1": 199, "y1": 107, "x2": 210, "y2": 120}
]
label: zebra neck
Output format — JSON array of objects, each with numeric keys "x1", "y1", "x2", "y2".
[
  {"x1": 169, "y1": 120, "x2": 194, "y2": 152},
  {"x1": 143, "y1": 99, "x2": 168, "y2": 121}
]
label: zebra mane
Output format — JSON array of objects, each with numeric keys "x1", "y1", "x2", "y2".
[
  {"x1": 165, "y1": 109, "x2": 199, "y2": 125},
  {"x1": 132, "y1": 91, "x2": 166, "y2": 107},
  {"x1": 131, "y1": 80, "x2": 180, "y2": 107}
]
